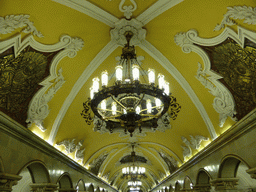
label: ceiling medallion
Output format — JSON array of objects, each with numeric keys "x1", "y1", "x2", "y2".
[{"x1": 81, "y1": 30, "x2": 180, "y2": 137}]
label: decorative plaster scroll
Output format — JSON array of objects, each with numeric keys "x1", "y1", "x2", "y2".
[
  {"x1": 56, "y1": 138, "x2": 85, "y2": 163},
  {"x1": 181, "y1": 135, "x2": 209, "y2": 161},
  {"x1": 155, "y1": 113, "x2": 171, "y2": 132},
  {"x1": 214, "y1": 6, "x2": 256, "y2": 31},
  {"x1": 174, "y1": 29, "x2": 237, "y2": 127},
  {"x1": 110, "y1": 18, "x2": 146, "y2": 46},
  {"x1": 119, "y1": 0, "x2": 137, "y2": 19},
  {"x1": 189, "y1": 135, "x2": 209, "y2": 150},
  {"x1": 89, "y1": 151, "x2": 109, "y2": 175},
  {"x1": 26, "y1": 36, "x2": 84, "y2": 131},
  {"x1": 0, "y1": 15, "x2": 43, "y2": 38},
  {"x1": 158, "y1": 149, "x2": 178, "y2": 172},
  {"x1": 75, "y1": 140, "x2": 85, "y2": 163},
  {"x1": 26, "y1": 68, "x2": 65, "y2": 131},
  {"x1": 56, "y1": 138, "x2": 76, "y2": 154}
]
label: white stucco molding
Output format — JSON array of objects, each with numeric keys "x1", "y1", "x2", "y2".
[
  {"x1": 214, "y1": 6, "x2": 256, "y2": 31},
  {"x1": 0, "y1": 14, "x2": 43, "y2": 38},
  {"x1": 174, "y1": 26, "x2": 256, "y2": 127},
  {"x1": 51, "y1": 0, "x2": 119, "y2": 27},
  {"x1": 139, "y1": 39, "x2": 217, "y2": 139},
  {"x1": 136, "y1": 0, "x2": 184, "y2": 25},
  {"x1": 110, "y1": 18, "x2": 146, "y2": 47},
  {"x1": 119, "y1": 0, "x2": 137, "y2": 19},
  {"x1": 0, "y1": 34, "x2": 84, "y2": 131},
  {"x1": 26, "y1": 36, "x2": 84, "y2": 131}
]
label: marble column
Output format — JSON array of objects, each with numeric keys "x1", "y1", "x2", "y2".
[{"x1": 0, "y1": 172, "x2": 22, "y2": 192}]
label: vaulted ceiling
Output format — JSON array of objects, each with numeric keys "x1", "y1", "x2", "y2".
[{"x1": 1, "y1": 0, "x2": 256, "y2": 191}]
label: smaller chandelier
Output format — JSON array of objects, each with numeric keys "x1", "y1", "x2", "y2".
[
  {"x1": 122, "y1": 144, "x2": 146, "y2": 180},
  {"x1": 122, "y1": 167, "x2": 145, "y2": 175},
  {"x1": 128, "y1": 181, "x2": 142, "y2": 186},
  {"x1": 86, "y1": 31, "x2": 172, "y2": 136},
  {"x1": 130, "y1": 187, "x2": 140, "y2": 191}
]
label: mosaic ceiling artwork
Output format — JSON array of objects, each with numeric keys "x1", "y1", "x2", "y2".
[
  {"x1": 0, "y1": 46, "x2": 59, "y2": 126},
  {"x1": 200, "y1": 38, "x2": 256, "y2": 120}
]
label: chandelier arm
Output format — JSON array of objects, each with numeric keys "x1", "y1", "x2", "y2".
[
  {"x1": 139, "y1": 104, "x2": 164, "y2": 113},
  {"x1": 134, "y1": 93, "x2": 145, "y2": 108},
  {"x1": 110, "y1": 94, "x2": 127, "y2": 110},
  {"x1": 97, "y1": 108, "x2": 123, "y2": 113}
]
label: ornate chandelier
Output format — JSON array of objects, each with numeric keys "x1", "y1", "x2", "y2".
[{"x1": 82, "y1": 31, "x2": 178, "y2": 137}]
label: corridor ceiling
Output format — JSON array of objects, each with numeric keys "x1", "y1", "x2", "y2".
[{"x1": 1, "y1": 0, "x2": 256, "y2": 191}]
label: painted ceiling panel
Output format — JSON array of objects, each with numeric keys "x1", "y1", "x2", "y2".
[{"x1": 1, "y1": 0, "x2": 256, "y2": 191}]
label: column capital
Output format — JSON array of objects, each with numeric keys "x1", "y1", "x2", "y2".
[
  {"x1": 0, "y1": 173, "x2": 22, "y2": 191},
  {"x1": 193, "y1": 183, "x2": 211, "y2": 192},
  {"x1": 211, "y1": 178, "x2": 238, "y2": 191},
  {"x1": 246, "y1": 167, "x2": 256, "y2": 179},
  {"x1": 30, "y1": 183, "x2": 58, "y2": 192},
  {"x1": 0, "y1": 173, "x2": 22, "y2": 192},
  {"x1": 59, "y1": 188, "x2": 77, "y2": 192}
]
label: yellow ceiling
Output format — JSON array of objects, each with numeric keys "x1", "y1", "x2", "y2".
[{"x1": 1, "y1": 0, "x2": 256, "y2": 191}]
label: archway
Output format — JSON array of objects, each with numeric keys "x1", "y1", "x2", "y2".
[
  {"x1": 174, "y1": 181, "x2": 181, "y2": 191},
  {"x1": 88, "y1": 184, "x2": 94, "y2": 192},
  {"x1": 218, "y1": 155, "x2": 256, "y2": 191},
  {"x1": 183, "y1": 176, "x2": 193, "y2": 190},
  {"x1": 57, "y1": 173, "x2": 73, "y2": 191},
  {"x1": 76, "y1": 179, "x2": 86, "y2": 191},
  {"x1": 12, "y1": 161, "x2": 50, "y2": 192}
]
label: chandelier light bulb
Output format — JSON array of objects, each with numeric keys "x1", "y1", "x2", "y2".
[
  {"x1": 101, "y1": 71, "x2": 108, "y2": 87},
  {"x1": 132, "y1": 65, "x2": 140, "y2": 81},
  {"x1": 148, "y1": 68, "x2": 155, "y2": 84},
  {"x1": 158, "y1": 74, "x2": 165, "y2": 90},
  {"x1": 164, "y1": 81, "x2": 170, "y2": 95},
  {"x1": 136, "y1": 106, "x2": 141, "y2": 114},
  {"x1": 115, "y1": 65, "x2": 123, "y2": 82},
  {"x1": 92, "y1": 77, "x2": 100, "y2": 92},
  {"x1": 101, "y1": 100, "x2": 106, "y2": 111},
  {"x1": 147, "y1": 99, "x2": 152, "y2": 113},
  {"x1": 90, "y1": 87, "x2": 94, "y2": 99},
  {"x1": 155, "y1": 98, "x2": 161, "y2": 108},
  {"x1": 112, "y1": 102, "x2": 117, "y2": 115}
]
